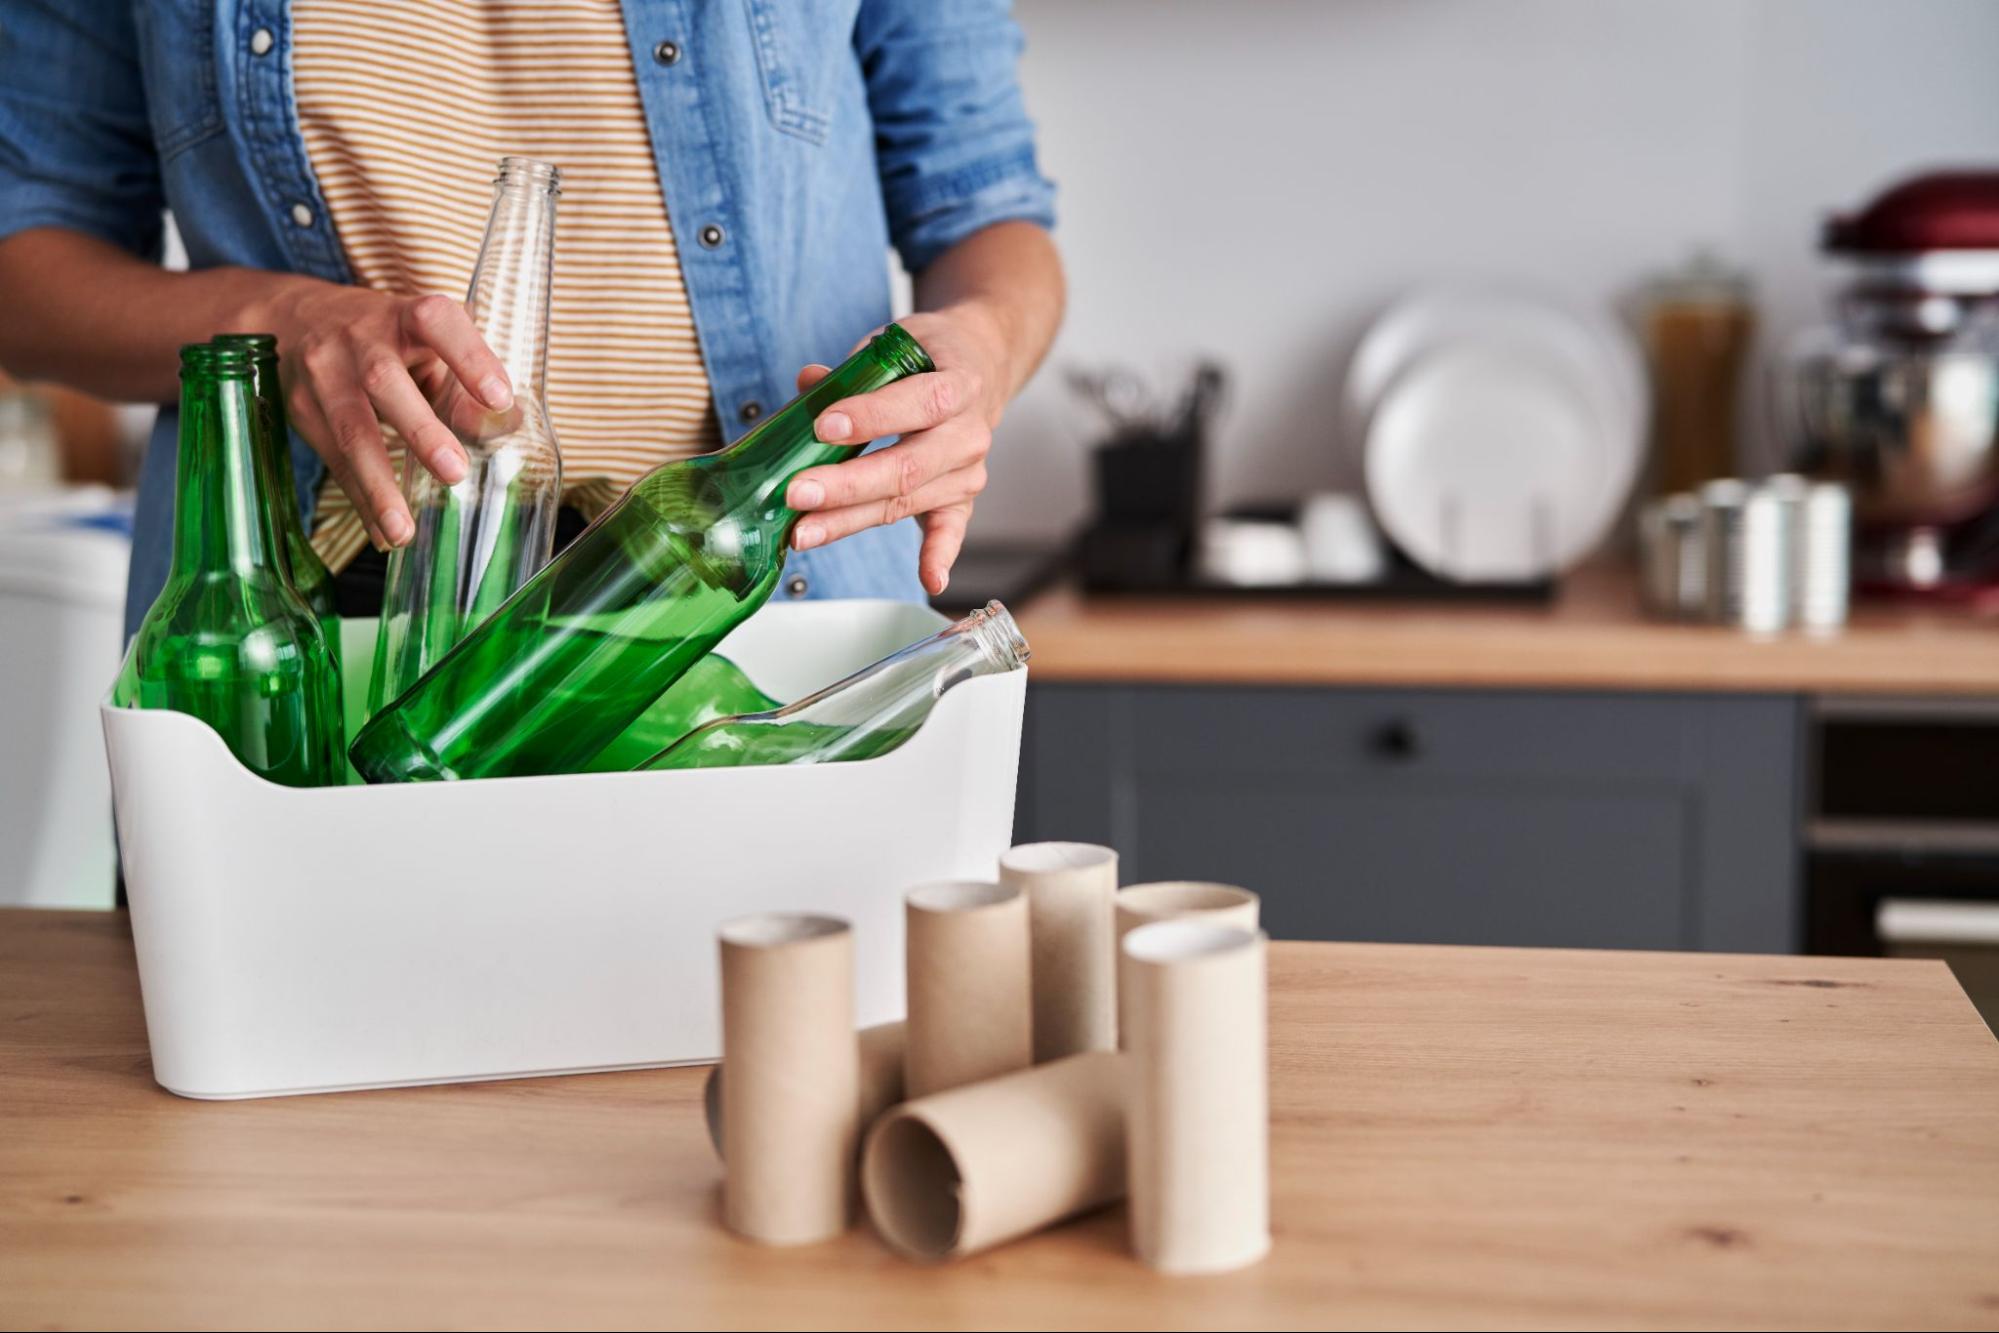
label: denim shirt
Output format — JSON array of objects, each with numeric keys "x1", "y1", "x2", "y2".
[{"x1": 0, "y1": 0, "x2": 1055, "y2": 636}]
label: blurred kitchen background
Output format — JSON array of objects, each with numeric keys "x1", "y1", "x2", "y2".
[
  {"x1": 984, "y1": 0, "x2": 1999, "y2": 541},
  {"x1": 7, "y1": 0, "x2": 1999, "y2": 1025}
]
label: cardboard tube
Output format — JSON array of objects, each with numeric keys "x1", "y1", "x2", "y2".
[
  {"x1": 1123, "y1": 921, "x2": 1270, "y2": 1274},
  {"x1": 1000, "y1": 841, "x2": 1119, "y2": 1063},
  {"x1": 717, "y1": 913, "x2": 859, "y2": 1246},
  {"x1": 704, "y1": 1021, "x2": 907, "y2": 1160},
  {"x1": 862, "y1": 1050, "x2": 1126, "y2": 1261},
  {"x1": 1114, "y1": 882, "x2": 1260, "y2": 1050},
  {"x1": 904, "y1": 881, "x2": 1032, "y2": 1098}
]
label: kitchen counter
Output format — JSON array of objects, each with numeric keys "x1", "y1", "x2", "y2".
[
  {"x1": 4, "y1": 912, "x2": 1998, "y2": 1329},
  {"x1": 1015, "y1": 565, "x2": 1999, "y2": 695}
]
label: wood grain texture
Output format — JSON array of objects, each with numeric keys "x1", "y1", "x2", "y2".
[
  {"x1": 3, "y1": 910, "x2": 1997, "y2": 1331},
  {"x1": 1016, "y1": 565, "x2": 1999, "y2": 695}
]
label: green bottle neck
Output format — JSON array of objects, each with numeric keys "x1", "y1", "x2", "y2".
[
  {"x1": 722, "y1": 324, "x2": 934, "y2": 512},
  {"x1": 169, "y1": 368, "x2": 286, "y2": 579},
  {"x1": 211, "y1": 336, "x2": 302, "y2": 524}
]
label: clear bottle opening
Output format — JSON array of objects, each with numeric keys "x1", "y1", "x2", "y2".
[{"x1": 495, "y1": 156, "x2": 562, "y2": 194}]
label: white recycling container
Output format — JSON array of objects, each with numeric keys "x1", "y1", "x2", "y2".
[{"x1": 101, "y1": 599, "x2": 1026, "y2": 1100}]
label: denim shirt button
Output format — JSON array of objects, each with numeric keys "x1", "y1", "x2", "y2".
[
  {"x1": 737, "y1": 400, "x2": 762, "y2": 423},
  {"x1": 250, "y1": 29, "x2": 275, "y2": 56},
  {"x1": 652, "y1": 40, "x2": 681, "y2": 66},
  {"x1": 698, "y1": 223, "x2": 725, "y2": 249},
  {"x1": 289, "y1": 202, "x2": 314, "y2": 228},
  {"x1": 785, "y1": 574, "x2": 809, "y2": 599}
]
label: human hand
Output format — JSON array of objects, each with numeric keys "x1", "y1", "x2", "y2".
[
  {"x1": 783, "y1": 307, "x2": 1011, "y2": 596},
  {"x1": 251, "y1": 279, "x2": 513, "y2": 548}
]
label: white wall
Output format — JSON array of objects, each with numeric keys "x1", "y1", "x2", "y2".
[{"x1": 980, "y1": 0, "x2": 1999, "y2": 541}]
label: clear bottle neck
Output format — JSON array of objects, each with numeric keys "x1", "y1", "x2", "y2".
[
  {"x1": 468, "y1": 157, "x2": 561, "y2": 399},
  {"x1": 780, "y1": 600, "x2": 1029, "y2": 724}
]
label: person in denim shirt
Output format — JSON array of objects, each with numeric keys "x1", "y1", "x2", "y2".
[{"x1": 0, "y1": 1, "x2": 1062, "y2": 635}]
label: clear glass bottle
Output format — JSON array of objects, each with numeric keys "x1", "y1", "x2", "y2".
[
  {"x1": 348, "y1": 324, "x2": 934, "y2": 783},
  {"x1": 368, "y1": 156, "x2": 564, "y2": 713},
  {"x1": 638, "y1": 601, "x2": 1028, "y2": 771},
  {"x1": 212, "y1": 332, "x2": 340, "y2": 661},
  {"x1": 127, "y1": 343, "x2": 344, "y2": 787}
]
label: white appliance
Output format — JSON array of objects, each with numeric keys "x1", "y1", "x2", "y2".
[{"x1": 0, "y1": 489, "x2": 129, "y2": 909}]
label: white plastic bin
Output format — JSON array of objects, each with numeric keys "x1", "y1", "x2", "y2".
[{"x1": 101, "y1": 599, "x2": 1026, "y2": 1100}]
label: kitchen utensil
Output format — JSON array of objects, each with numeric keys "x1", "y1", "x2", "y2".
[
  {"x1": 1299, "y1": 491, "x2": 1386, "y2": 583},
  {"x1": 1641, "y1": 251, "x2": 1755, "y2": 493},
  {"x1": 1700, "y1": 478, "x2": 1790, "y2": 633},
  {"x1": 1344, "y1": 287, "x2": 1647, "y2": 483},
  {"x1": 1782, "y1": 170, "x2": 1999, "y2": 596},
  {"x1": 1346, "y1": 288, "x2": 1646, "y2": 582},
  {"x1": 1779, "y1": 477, "x2": 1853, "y2": 633},
  {"x1": 1639, "y1": 493, "x2": 1705, "y2": 618},
  {"x1": 1196, "y1": 516, "x2": 1308, "y2": 587},
  {"x1": 1364, "y1": 342, "x2": 1612, "y2": 582}
]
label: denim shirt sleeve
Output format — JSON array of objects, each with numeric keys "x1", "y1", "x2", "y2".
[
  {"x1": 0, "y1": 0, "x2": 166, "y2": 259},
  {"x1": 855, "y1": 0, "x2": 1056, "y2": 274}
]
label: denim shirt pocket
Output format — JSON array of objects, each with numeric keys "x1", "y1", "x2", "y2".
[
  {"x1": 132, "y1": 0, "x2": 227, "y2": 162},
  {"x1": 742, "y1": 0, "x2": 837, "y2": 145}
]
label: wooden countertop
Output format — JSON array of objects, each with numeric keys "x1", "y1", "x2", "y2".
[
  {"x1": 1016, "y1": 566, "x2": 1999, "y2": 695},
  {"x1": 4, "y1": 914, "x2": 1998, "y2": 1329}
]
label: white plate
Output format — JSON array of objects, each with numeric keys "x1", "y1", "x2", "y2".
[
  {"x1": 1345, "y1": 288, "x2": 1646, "y2": 579},
  {"x1": 1364, "y1": 342, "x2": 1617, "y2": 582}
]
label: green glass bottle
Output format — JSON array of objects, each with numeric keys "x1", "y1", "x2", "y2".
[
  {"x1": 127, "y1": 343, "x2": 345, "y2": 787},
  {"x1": 638, "y1": 601, "x2": 1027, "y2": 771},
  {"x1": 213, "y1": 332, "x2": 340, "y2": 661},
  {"x1": 581, "y1": 654, "x2": 778, "y2": 775},
  {"x1": 348, "y1": 324, "x2": 935, "y2": 783}
]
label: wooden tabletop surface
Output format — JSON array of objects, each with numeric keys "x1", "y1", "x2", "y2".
[
  {"x1": 4, "y1": 910, "x2": 1998, "y2": 1331},
  {"x1": 1015, "y1": 565, "x2": 1999, "y2": 696}
]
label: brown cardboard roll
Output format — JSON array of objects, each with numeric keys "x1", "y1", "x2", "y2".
[
  {"x1": 903, "y1": 880, "x2": 1033, "y2": 1098},
  {"x1": 1113, "y1": 882, "x2": 1260, "y2": 1049},
  {"x1": 704, "y1": 1021, "x2": 907, "y2": 1160},
  {"x1": 861, "y1": 1050, "x2": 1126, "y2": 1261},
  {"x1": 1123, "y1": 921, "x2": 1270, "y2": 1274},
  {"x1": 1000, "y1": 841, "x2": 1120, "y2": 1062},
  {"x1": 717, "y1": 913, "x2": 860, "y2": 1246}
]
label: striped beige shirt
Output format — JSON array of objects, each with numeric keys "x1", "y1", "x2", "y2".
[{"x1": 292, "y1": 0, "x2": 719, "y2": 571}]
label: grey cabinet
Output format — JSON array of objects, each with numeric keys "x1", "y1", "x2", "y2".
[{"x1": 1018, "y1": 684, "x2": 1802, "y2": 953}]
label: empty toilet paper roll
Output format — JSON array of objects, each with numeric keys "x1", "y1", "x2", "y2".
[
  {"x1": 1000, "y1": 841, "x2": 1119, "y2": 1063},
  {"x1": 1123, "y1": 920, "x2": 1270, "y2": 1274},
  {"x1": 704, "y1": 1021, "x2": 907, "y2": 1159},
  {"x1": 862, "y1": 1050, "x2": 1126, "y2": 1261},
  {"x1": 1113, "y1": 882, "x2": 1260, "y2": 1049},
  {"x1": 717, "y1": 912, "x2": 860, "y2": 1246},
  {"x1": 904, "y1": 880, "x2": 1033, "y2": 1098}
]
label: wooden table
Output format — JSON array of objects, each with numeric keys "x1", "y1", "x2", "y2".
[
  {"x1": 1016, "y1": 565, "x2": 1999, "y2": 695},
  {"x1": 4, "y1": 911, "x2": 1998, "y2": 1331}
]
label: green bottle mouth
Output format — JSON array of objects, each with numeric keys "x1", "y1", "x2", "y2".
[
  {"x1": 181, "y1": 342, "x2": 254, "y2": 377},
  {"x1": 874, "y1": 323, "x2": 935, "y2": 377}
]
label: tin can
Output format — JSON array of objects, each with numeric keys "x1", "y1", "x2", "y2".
[
  {"x1": 1701, "y1": 478, "x2": 1790, "y2": 632},
  {"x1": 1639, "y1": 493, "x2": 1705, "y2": 618},
  {"x1": 1793, "y1": 482, "x2": 1852, "y2": 632}
]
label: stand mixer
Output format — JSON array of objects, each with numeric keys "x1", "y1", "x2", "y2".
[{"x1": 1784, "y1": 170, "x2": 1999, "y2": 600}]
